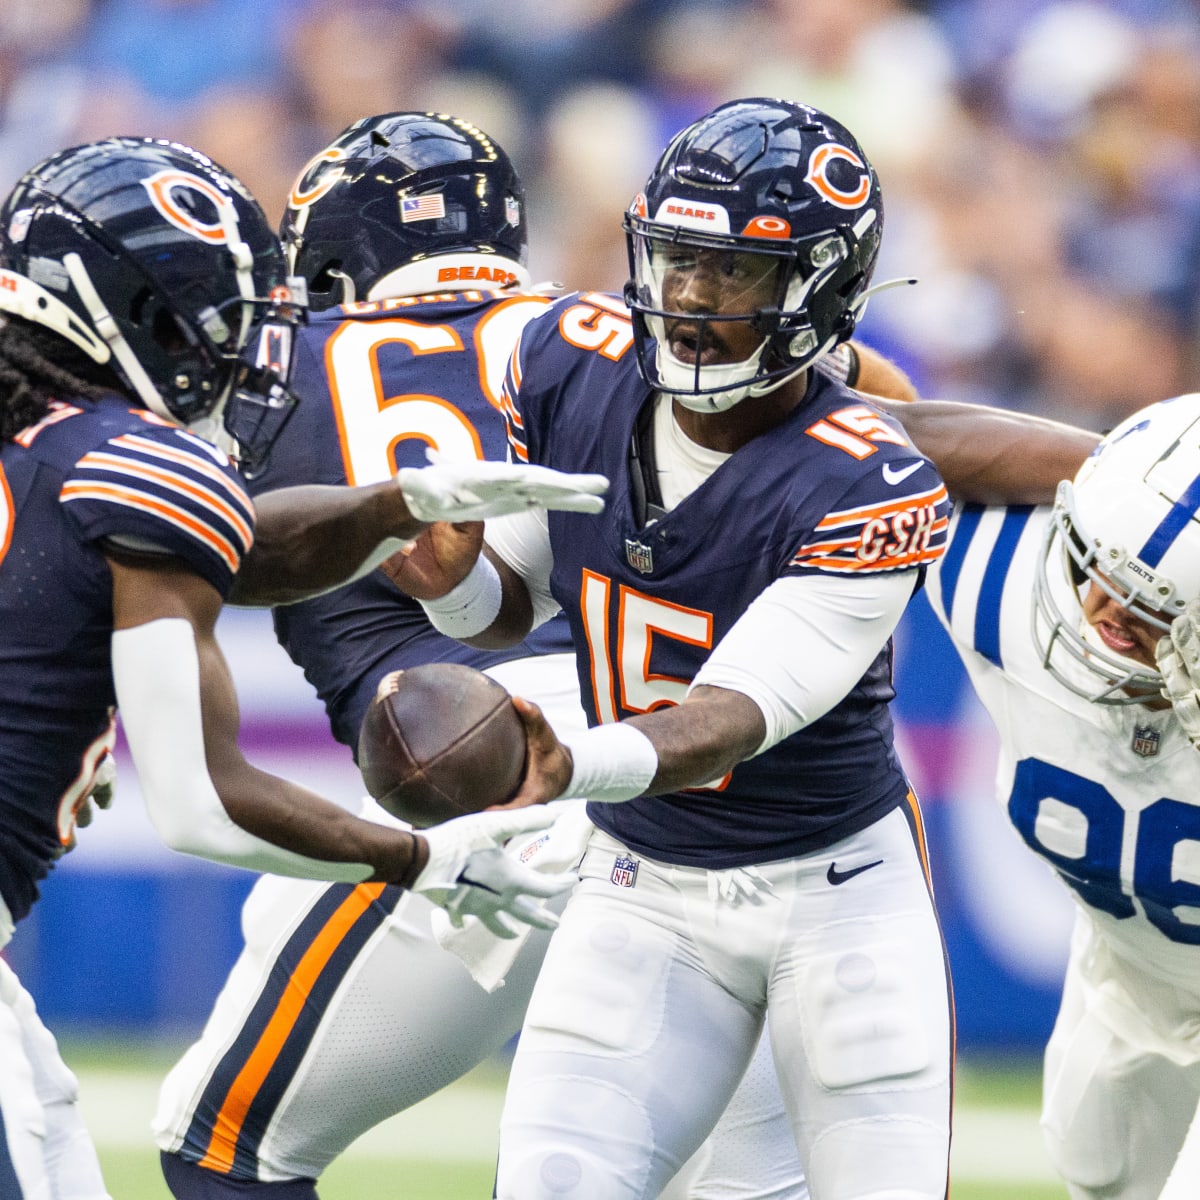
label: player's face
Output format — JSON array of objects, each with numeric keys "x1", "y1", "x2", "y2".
[
  {"x1": 1081, "y1": 581, "x2": 1163, "y2": 670},
  {"x1": 658, "y1": 246, "x2": 782, "y2": 369}
]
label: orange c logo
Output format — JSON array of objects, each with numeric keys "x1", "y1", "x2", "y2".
[
  {"x1": 142, "y1": 170, "x2": 233, "y2": 244},
  {"x1": 804, "y1": 144, "x2": 872, "y2": 211},
  {"x1": 288, "y1": 147, "x2": 347, "y2": 210}
]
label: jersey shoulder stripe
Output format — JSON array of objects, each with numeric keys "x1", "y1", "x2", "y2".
[
  {"x1": 790, "y1": 481, "x2": 950, "y2": 574},
  {"x1": 73, "y1": 448, "x2": 253, "y2": 545},
  {"x1": 60, "y1": 429, "x2": 254, "y2": 583},
  {"x1": 929, "y1": 503, "x2": 1044, "y2": 668}
]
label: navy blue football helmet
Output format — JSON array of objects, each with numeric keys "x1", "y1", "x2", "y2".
[
  {"x1": 623, "y1": 98, "x2": 885, "y2": 412},
  {"x1": 280, "y1": 112, "x2": 529, "y2": 309},
  {"x1": 0, "y1": 136, "x2": 305, "y2": 473}
]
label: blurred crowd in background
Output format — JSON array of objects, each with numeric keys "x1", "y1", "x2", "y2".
[{"x1": 2, "y1": 0, "x2": 1200, "y2": 431}]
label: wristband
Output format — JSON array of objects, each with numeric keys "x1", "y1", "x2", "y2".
[
  {"x1": 420, "y1": 555, "x2": 503, "y2": 638},
  {"x1": 564, "y1": 723, "x2": 659, "y2": 803}
]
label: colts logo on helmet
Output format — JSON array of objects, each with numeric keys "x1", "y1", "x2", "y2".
[
  {"x1": 288, "y1": 147, "x2": 347, "y2": 211},
  {"x1": 804, "y1": 144, "x2": 872, "y2": 211},
  {"x1": 142, "y1": 170, "x2": 236, "y2": 244}
]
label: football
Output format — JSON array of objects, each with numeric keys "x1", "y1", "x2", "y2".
[{"x1": 357, "y1": 663, "x2": 528, "y2": 827}]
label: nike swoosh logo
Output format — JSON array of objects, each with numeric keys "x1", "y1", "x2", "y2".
[
  {"x1": 882, "y1": 461, "x2": 923, "y2": 485},
  {"x1": 826, "y1": 859, "x2": 884, "y2": 886}
]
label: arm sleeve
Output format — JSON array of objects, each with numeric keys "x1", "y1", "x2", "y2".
[
  {"x1": 483, "y1": 507, "x2": 561, "y2": 628},
  {"x1": 111, "y1": 618, "x2": 373, "y2": 881},
  {"x1": 691, "y1": 570, "x2": 919, "y2": 755}
]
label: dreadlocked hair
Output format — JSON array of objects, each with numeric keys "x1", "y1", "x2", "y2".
[{"x1": 0, "y1": 316, "x2": 124, "y2": 442}]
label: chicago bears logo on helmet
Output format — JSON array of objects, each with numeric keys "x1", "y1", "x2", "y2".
[
  {"x1": 142, "y1": 169, "x2": 240, "y2": 245},
  {"x1": 804, "y1": 144, "x2": 873, "y2": 210}
]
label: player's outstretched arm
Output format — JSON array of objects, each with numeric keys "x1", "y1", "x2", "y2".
[
  {"x1": 232, "y1": 457, "x2": 607, "y2": 608},
  {"x1": 844, "y1": 340, "x2": 919, "y2": 403},
  {"x1": 106, "y1": 554, "x2": 568, "y2": 930},
  {"x1": 877, "y1": 397, "x2": 1100, "y2": 505}
]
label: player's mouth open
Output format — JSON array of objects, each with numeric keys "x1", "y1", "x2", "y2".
[
  {"x1": 668, "y1": 322, "x2": 724, "y2": 366},
  {"x1": 1094, "y1": 620, "x2": 1139, "y2": 655}
]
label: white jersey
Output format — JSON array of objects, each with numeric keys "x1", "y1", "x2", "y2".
[{"x1": 927, "y1": 503, "x2": 1200, "y2": 1060}]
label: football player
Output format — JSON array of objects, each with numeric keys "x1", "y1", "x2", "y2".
[
  {"x1": 384, "y1": 96, "x2": 960, "y2": 1200},
  {"x1": 155, "y1": 109, "x2": 847, "y2": 1200},
  {"x1": 0, "y1": 135, "x2": 602, "y2": 1200},
  {"x1": 928, "y1": 394, "x2": 1200, "y2": 1200}
]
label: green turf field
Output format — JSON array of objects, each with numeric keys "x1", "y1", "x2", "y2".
[{"x1": 66, "y1": 1040, "x2": 1068, "y2": 1199}]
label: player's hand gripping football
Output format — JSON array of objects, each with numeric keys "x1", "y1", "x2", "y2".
[
  {"x1": 1157, "y1": 599, "x2": 1200, "y2": 748},
  {"x1": 489, "y1": 696, "x2": 574, "y2": 809},
  {"x1": 395, "y1": 448, "x2": 608, "y2": 523},
  {"x1": 410, "y1": 806, "x2": 577, "y2": 938}
]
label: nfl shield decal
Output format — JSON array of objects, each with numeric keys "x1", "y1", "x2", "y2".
[
  {"x1": 1132, "y1": 726, "x2": 1161, "y2": 758},
  {"x1": 519, "y1": 832, "x2": 551, "y2": 863},
  {"x1": 611, "y1": 855, "x2": 639, "y2": 888},
  {"x1": 625, "y1": 538, "x2": 653, "y2": 574}
]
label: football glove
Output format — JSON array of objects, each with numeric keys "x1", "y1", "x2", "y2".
[
  {"x1": 396, "y1": 449, "x2": 608, "y2": 523},
  {"x1": 412, "y1": 806, "x2": 578, "y2": 939},
  {"x1": 1156, "y1": 599, "x2": 1200, "y2": 747}
]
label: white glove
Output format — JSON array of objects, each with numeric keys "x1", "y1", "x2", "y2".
[
  {"x1": 1156, "y1": 599, "x2": 1200, "y2": 747},
  {"x1": 396, "y1": 449, "x2": 608, "y2": 522},
  {"x1": 411, "y1": 806, "x2": 579, "y2": 939}
]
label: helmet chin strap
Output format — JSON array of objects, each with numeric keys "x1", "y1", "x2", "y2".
[{"x1": 62, "y1": 252, "x2": 174, "y2": 421}]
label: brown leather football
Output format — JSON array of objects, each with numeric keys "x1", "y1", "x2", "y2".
[{"x1": 357, "y1": 663, "x2": 527, "y2": 827}]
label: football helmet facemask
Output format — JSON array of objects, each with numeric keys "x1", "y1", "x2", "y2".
[
  {"x1": 1034, "y1": 393, "x2": 1200, "y2": 704},
  {"x1": 280, "y1": 112, "x2": 530, "y2": 309},
  {"x1": 0, "y1": 136, "x2": 306, "y2": 475},
  {"x1": 623, "y1": 97, "x2": 887, "y2": 413}
]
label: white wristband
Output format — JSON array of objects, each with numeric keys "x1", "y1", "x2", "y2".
[
  {"x1": 564, "y1": 723, "x2": 659, "y2": 803},
  {"x1": 420, "y1": 555, "x2": 503, "y2": 638}
]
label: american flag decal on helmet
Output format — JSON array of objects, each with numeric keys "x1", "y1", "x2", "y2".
[
  {"x1": 611, "y1": 855, "x2": 639, "y2": 888},
  {"x1": 401, "y1": 194, "x2": 446, "y2": 223}
]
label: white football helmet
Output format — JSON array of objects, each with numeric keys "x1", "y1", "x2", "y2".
[{"x1": 1034, "y1": 393, "x2": 1200, "y2": 704}]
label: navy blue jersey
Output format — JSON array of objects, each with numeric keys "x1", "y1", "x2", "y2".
[
  {"x1": 0, "y1": 396, "x2": 254, "y2": 920},
  {"x1": 504, "y1": 292, "x2": 950, "y2": 867},
  {"x1": 249, "y1": 289, "x2": 573, "y2": 751}
]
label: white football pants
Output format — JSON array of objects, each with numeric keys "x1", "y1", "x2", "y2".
[
  {"x1": 1041, "y1": 912, "x2": 1200, "y2": 1200},
  {"x1": 0, "y1": 904, "x2": 111, "y2": 1200},
  {"x1": 496, "y1": 807, "x2": 953, "y2": 1200}
]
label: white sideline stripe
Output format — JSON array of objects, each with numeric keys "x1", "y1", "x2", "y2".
[{"x1": 77, "y1": 1069, "x2": 1058, "y2": 1182}]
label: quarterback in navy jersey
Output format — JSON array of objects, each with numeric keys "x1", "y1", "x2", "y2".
[
  {"x1": 0, "y1": 135, "x2": 599, "y2": 1200},
  {"x1": 158, "y1": 112, "x2": 933, "y2": 1200},
  {"x1": 388, "y1": 99, "x2": 958, "y2": 1200}
]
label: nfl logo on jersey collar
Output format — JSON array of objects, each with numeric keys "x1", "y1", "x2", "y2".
[
  {"x1": 611, "y1": 855, "x2": 639, "y2": 887},
  {"x1": 625, "y1": 538, "x2": 653, "y2": 574},
  {"x1": 1132, "y1": 725, "x2": 1161, "y2": 757}
]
